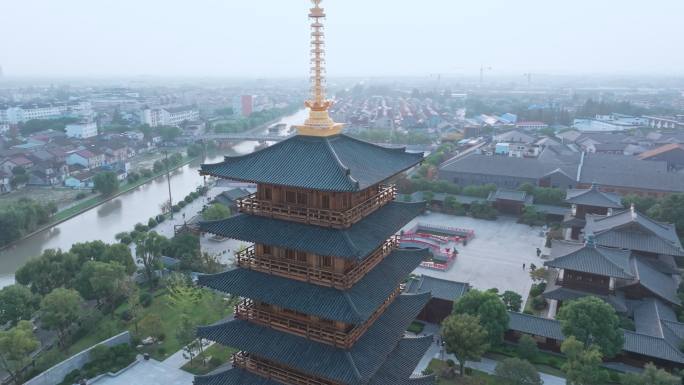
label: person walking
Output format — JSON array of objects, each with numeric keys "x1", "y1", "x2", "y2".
[
  {"x1": 536, "y1": 247, "x2": 541, "y2": 257},
  {"x1": 522, "y1": 263, "x2": 526, "y2": 270}
]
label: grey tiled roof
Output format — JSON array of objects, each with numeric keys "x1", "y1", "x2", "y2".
[
  {"x1": 579, "y1": 154, "x2": 684, "y2": 193},
  {"x1": 565, "y1": 186, "x2": 623, "y2": 209},
  {"x1": 545, "y1": 242, "x2": 633, "y2": 279},
  {"x1": 200, "y1": 134, "x2": 424, "y2": 192},
  {"x1": 487, "y1": 188, "x2": 532, "y2": 203},
  {"x1": 405, "y1": 275, "x2": 469, "y2": 302},
  {"x1": 507, "y1": 312, "x2": 565, "y2": 341},
  {"x1": 197, "y1": 293, "x2": 431, "y2": 385},
  {"x1": 508, "y1": 311, "x2": 684, "y2": 364},
  {"x1": 200, "y1": 201, "x2": 424, "y2": 259},
  {"x1": 198, "y1": 248, "x2": 429, "y2": 324},
  {"x1": 585, "y1": 210, "x2": 684, "y2": 256},
  {"x1": 532, "y1": 204, "x2": 569, "y2": 216},
  {"x1": 632, "y1": 258, "x2": 681, "y2": 305},
  {"x1": 542, "y1": 286, "x2": 628, "y2": 313},
  {"x1": 194, "y1": 368, "x2": 281, "y2": 385},
  {"x1": 368, "y1": 336, "x2": 434, "y2": 385}
]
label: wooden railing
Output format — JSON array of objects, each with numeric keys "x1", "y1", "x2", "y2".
[
  {"x1": 236, "y1": 236, "x2": 398, "y2": 289},
  {"x1": 233, "y1": 352, "x2": 340, "y2": 385},
  {"x1": 235, "y1": 287, "x2": 400, "y2": 348},
  {"x1": 237, "y1": 184, "x2": 396, "y2": 228}
]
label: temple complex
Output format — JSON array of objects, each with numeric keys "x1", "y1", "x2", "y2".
[{"x1": 192, "y1": 1, "x2": 434, "y2": 384}]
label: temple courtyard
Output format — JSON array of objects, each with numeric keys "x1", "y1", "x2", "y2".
[{"x1": 407, "y1": 213, "x2": 546, "y2": 301}]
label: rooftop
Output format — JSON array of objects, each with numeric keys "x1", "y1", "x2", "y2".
[
  {"x1": 200, "y1": 134, "x2": 423, "y2": 192},
  {"x1": 405, "y1": 275, "x2": 469, "y2": 301},
  {"x1": 565, "y1": 185, "x2": 623, "y2": 209}
]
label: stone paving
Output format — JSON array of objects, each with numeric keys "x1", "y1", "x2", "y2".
[
  {"x1": 90, "y1": 357, "x2": 193, "y2": 385},
  {"x1": 406, "y1": 213, "x2": 547, "y2": 301}
]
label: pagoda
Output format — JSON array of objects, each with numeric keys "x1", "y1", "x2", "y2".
[{"x1": 192, "y1": 2, "x2": 435, "y2": 385}]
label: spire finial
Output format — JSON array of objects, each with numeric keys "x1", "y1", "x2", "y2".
[{"x1": 296, "y1": 0, "x2": 344, "y2": 137}]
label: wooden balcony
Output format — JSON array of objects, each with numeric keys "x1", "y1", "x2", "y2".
[
  {"x1": 237, "y1": 184, "x2": 396, "y2": 228},
  {"x1": 236, "y1": 237, "x2": 399, "y2": 289},
  {"x1": 235, "y1": 288, "x2": 399, "y2": 349},
  {"x1": 233, "y1": 352, "x2": 340, "y2": 385}
]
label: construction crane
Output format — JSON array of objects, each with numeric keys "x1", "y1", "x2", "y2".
[{"x1": 479, "y1": 65, "x2": 492, "y2": 86}]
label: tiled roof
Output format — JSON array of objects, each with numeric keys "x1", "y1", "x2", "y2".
[
  {"x1": 585, "y1": 210, "x2": 684, "y2": 256},
  {"x1": 507, "y1": 312, "x2": 564, "y2": 341},
  {"x1": 638, "y1": 143, "x2": 684, "y2": 160},
  {"x1": 200, "y1": 201, "x2": 424, "y2": 259},
  {"x1": 579, "y1": 154, "x2": 684, "y2": 193},
  {"x1": 487, "y1": 188, "x2": 532, "y2": 203},
  {"x1": 565, "y1": 185, "x2": 623, "y2": 209},
  {"x1": 405, "y1": 275, "x2": 469, "y2": 301},
  {"x1": 545, "y1": 242, "x2": 633, "y2": 279},
  {"x1": 368, "y1": 336, "x2": 435, "y2": 385},
  {"x1": 632, "y1": 258, "x2": 680, "y2": 305},
  {"x1": 508, "y1": 311, "x2": 684, "y2": 364},
  {"x1": 198, "y1": 248, "x2": 429, "y2": 324},
  {"x1": 200, "y1": 134, "x2": 424, "y2": 192},
  {"x1": 542, "y1": 286, "x2": 628, "y2": 313},
  {"x1": 194, "y1": 368, "x2": 281, "y2": 385},
  {"x1": 197, "y1": 293, "x2": 431, "y2": 385}
]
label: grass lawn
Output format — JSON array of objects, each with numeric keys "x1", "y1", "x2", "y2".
[
  {"x1": 181, "y1": 344, "x2": 237, "y2": 375},
  {"x1": 428, "y1": 359, "x2": 502, "y2": 385},
  {"x1": 487, "y1": 344, "x2": 566, "y2": 377},
  {"x1": 54, "y1": 286, "x2": 232, "y2": 362}
]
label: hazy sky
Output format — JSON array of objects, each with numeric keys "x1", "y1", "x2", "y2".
[{"x1": 1, "y1": 0, "x2": 683, "y2": 78}]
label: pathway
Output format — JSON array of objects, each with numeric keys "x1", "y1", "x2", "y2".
[{"x1": 413, "y1": 324, "x2": 566, "y2": 385}]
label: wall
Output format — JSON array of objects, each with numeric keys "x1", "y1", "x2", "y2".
[{"x1": 24, "y1": 331, "x2": 131, "y2": 385}]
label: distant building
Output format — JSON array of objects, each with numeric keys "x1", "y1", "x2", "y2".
[
  {"x1": 64, "y1": 170, "x2": 95, "y2": 189},
  {"x1": 0, "y1": 102, "x2": 92, "y2": 124},
  {"x1": 65, "y1": 121, "x2": 98, "y2": 139},
  {"x1": 141, "y1": 106, "x2": 199, "y2": 127},
  {"x1": 643, "y1": 115, "x2": 684, "y2": 130},
  {"x1": 66, "y1": 149, "x2": 105, "y2": 169},
  {"x1": 233, "y1": 95, "x2": 255, "y2": 117},
  {"x1": 573, "y1": 114, "x2": 645, "y2": 132},
  {"x1": 639, "y1": 143, "x2": 684, "y2": 169},
  {"x1": 515, "y1": 121, "x2": 548, "y2": 131}
]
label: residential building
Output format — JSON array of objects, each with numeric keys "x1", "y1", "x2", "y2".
[
  {"x1": 66, "y1": 149, "x2": 105, "y2": 169},
  {"x1": 515, "y1": 121, "x2": 548, "y2": 131},
  {"x1": 141, "y1": 106, "x2": 199, "y2": 127},
  {"x1": 638, "y1": 144, "x2": 684, "y2": 169},
  {"x1": 0, "y1": 156, "x2": 33, "y2": 174},
  {"x1": 0, "y1": 171, "x2": 10, "y2": 194},
  {"x1": 65, "y1": 120, "x2": 98, "y2": 139},
  {"x1": 64, "y1": 171, "x2": 95, "y2": 189},
  {"x1": 233, "y1": 95, "x2": 255, "y2": 117},
  {"x1": 644, "y1": 115, "x2": 684, "y2": 130}
]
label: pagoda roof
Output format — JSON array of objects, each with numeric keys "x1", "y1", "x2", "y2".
[
  {"x1": 197, "y1": 293, "x2": 431, "y2": 385},
  {"x1": 565, "y1": 185, "x2": 623, "y2": 209},
  {"x1": 368, "y1": 336, "x2": 435, "y2": 385},
  {"x1": 194, "y1": 368, "x2": 281, "y2": 385},
  {"x1": 200, "y1": 201, "x2": 424, "y2": 259},
  {"x1": 200, "y1": 134, "x2": 424, "y2": 192},
  {"x1": 545, "y1": 241, "x2": 634, "y2": 279},
  {"x1": 198, "y1": 248, "x2": 430, "y2": 324},
  {"x1": 584, "y1": 209, "x2": 684, "y2": 256}
]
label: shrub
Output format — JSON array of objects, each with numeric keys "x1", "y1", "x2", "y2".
[
  {"x1": 209, "y1": 356, "x2": 222, "y2": 367},
  {"x1": 184, "y1": 195, "x2": 193, "y2": 204},
  {"x1": 147, "y1": 218, "x2": 158, "y2": 228},
  {"x1": 141, "y1": 169, "x2": 153, "y2": 178},
  {"x1": 529, "y1": 282, "x2": 546, "y2": 297},
  {"x1": 531, "y1": 296, "x2": 547, "y2": 310},
  {"x1": 120, "y1": 309, "x2": 132, "y2": 322},
  {"x1": 115, "y1": 232, "x2": 133, "y2": 245},
  {"x1": 156, "y1": 215, "x2": 166, "y2": 223},
  {"x1": 76, "y1": 192, "x2": 87, "y2": 200},
  {"x1": 139, "y1": 292, "x2": 153, "y2": 307},
  {"x1": 407, "y1": 321, "x2": 425, "y2": 334},
  {"x1": 178, "y1": 201, "x2": 187, "y2": 208},
  {"x1": 172, "y1": 205, "x2": 181, "y2": 213},
  {"x1": 517, "y1": 335, "x2": 539, "y2": 361}
]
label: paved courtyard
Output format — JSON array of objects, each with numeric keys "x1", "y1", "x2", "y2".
[
  {"x1": 406, "y1": 213, "x2": 546, "y2": 300},
  {"x1": 91, "y1": 358, "x2": 193, "y2": 385}
]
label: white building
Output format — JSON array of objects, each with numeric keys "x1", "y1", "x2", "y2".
[
  {"x1": 65, "y1": 121, "x2": 98, "y2": 139},
  {"x1": 141, "y1": 106, "x2": 199, "y2": 127},
  {"x1": 0, "y1": 123, "x2": 9, "y2": 134},
  {"x1": 0, "y1": 102, "x2": 93, "y2": 124}
]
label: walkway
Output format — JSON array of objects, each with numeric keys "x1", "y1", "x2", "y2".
[
  {"x1": 91, "y1": 357, "x2": 193, "y2": 385},
  {"x1": 413, "y1": 324, "x2": 566, "y2": 385}
]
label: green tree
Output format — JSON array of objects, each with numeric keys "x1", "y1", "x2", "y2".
[
  {"x1": 516, "y1": 334, "x2": 539, "y2": 362},
  {"x1": 40, "y1": 288, "x2": 84, "y2": 347},
  {"x1": 0, "y1": 320, "x2": 39, "y2": 383},
  {"x1": 494, "y1": 358, "x2": 542, "y2": 385},
  {"x1": 69, "y1": 241, "x2": 135, "y2": 273},
  {"x1": 135, "y1": 231, "x2": 168, "y2": 285},
  {"x1": 203, "y1": 203, "x2": 231, "y2": 221},
  {"x1": 620, "y1": 362, "x2": 678, "y2": 385},
  {"x1": 441, "y1": 313, "x2": 490, "y2": 376},
  {"x1": 126, "y1": 285, "x2": 143, "y2": 334},
  {"x1": 15, "y1": 249, "x2": 80, "y2": 295},
  {"x1": 561, "y1": 337, "x2": 607, "y2": 385},
  {"x1": 646, "y1": 193, "x2": 684, "y2": 238},
  {"x1": 557, "y1": 296, "x2": 624, "y2": 357},
  {"x1": 444, "y1": 195, "x2": 466, "y2": 215},
  {"x1": 520, "y1": 206, "x2": 545, "y2": 226},
  {"x1": 453, "y1": 289, "x2": 509, "y2": 345},
  {"x1": 76, "y1": 261, "x2": 127, "y2": 311},
  {"x1": 0, "y1": 284, "x2": 38, "y2": 325},
  {"x1": 176, "y1": 314, "x2": 195, "y2": 347},
  {"x1": 500, "y1": 290, "x2": 523, "y2": 312},
  {"x1": 621, "y1": 194, "x2": 657, "y2": 213},
  {"x1": 93, "y1": 171, "x2": 120, "y2": 195}
]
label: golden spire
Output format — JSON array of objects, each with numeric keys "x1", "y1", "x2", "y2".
[{"x1": 297, "y1": 0, "x2": 343, "y2": 136}]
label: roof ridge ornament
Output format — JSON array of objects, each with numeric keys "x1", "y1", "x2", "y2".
[{"x1": 296, "y1": 0, "x2": 344, "y2": 137}]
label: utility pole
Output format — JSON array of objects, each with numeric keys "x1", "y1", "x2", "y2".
[{"x1": 163, "y1": 150, "x2": 173, "y2": 219}]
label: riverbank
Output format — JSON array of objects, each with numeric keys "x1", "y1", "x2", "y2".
[{"x1": 0, "y1": 155, "x2": 198, "y2": 251}]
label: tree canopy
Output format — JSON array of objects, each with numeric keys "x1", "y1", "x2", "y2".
[
  {"x1": 0, "y1": 284, "x2": 38, "y2": 325},
  {"x1": 557, "y1": 296, "x2": 624, "y2": 357},
  {"x1": 136, "y1": 231, "x2": 168, "y2": 284},
  {"x1": 500, "y1": 290, "x2": 523, "y2": 312},
  {"x1": 452, "y1": 289, "x2": 509, "y2": 345},
  {"x1": 561, "y1": 337, "x2": 608, "y2": 385},
  {"x1": 441, "y1": 313, "x2": 490, "y2": 376},
  {"x1": 93, "y1": 171, "x2": 120, "y2": 195},
  {"x1": 40, "y1": 288, "x2": 84, "y2": 347},
  {"x1": 203, "y1": 203, "x2": 231, "y2": 221},
  {"x1": 0, "y1": 320, "x2": 39, "y2": 382},
  {"x1": 494, "y1": 358, "x2": 542, "y2": 385},
  {"x1": 620, "y1": 362, "x2": 679, "y2": 385}
]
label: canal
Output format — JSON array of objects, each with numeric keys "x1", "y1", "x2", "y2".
[{"x1": 0, "y1": 109, "x2": 309, "y2": 287}]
